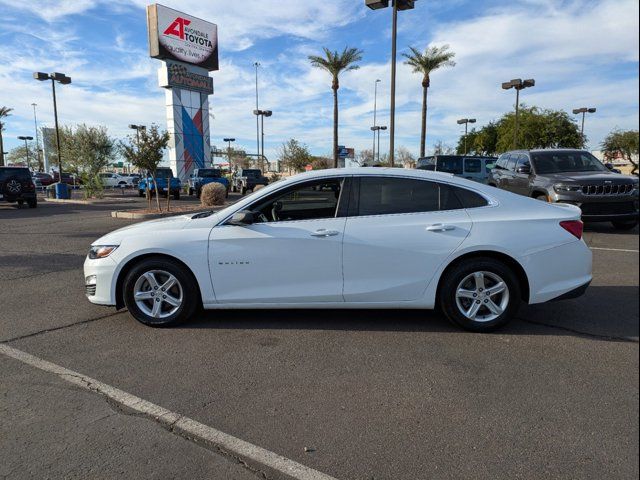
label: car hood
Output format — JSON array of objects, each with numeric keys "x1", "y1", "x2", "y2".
[
  {"x1": 543, "y1": 171, "x2": 636, "y2": 184},
  {"x1": 91, "y1": 214, "x2": 194, "y2": 245}
]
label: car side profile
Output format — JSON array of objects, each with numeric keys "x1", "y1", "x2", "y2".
[
  {"x1": 489, "y1": 149, "x2": 639, "y2": 230},
  {"x1": 416, "y1": 155, "x2": 497, "y2": 184},
  {"x1": 84, "y1": 168, "x2": 592, "y2": 332}
]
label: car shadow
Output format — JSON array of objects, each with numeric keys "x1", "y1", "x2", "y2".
[{"x1": 181, "y1": 286, "x2": 639, "y2": 342}]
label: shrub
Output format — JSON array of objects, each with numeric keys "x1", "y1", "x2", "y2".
[{"x1": 200, "y1": 182, "x2": 227, "y2": 207}]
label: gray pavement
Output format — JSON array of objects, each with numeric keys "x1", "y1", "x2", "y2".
[{"x1": 0, "y1": 198, "x2": 638, "y2": 479}]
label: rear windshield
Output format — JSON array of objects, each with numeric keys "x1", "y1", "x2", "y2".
[
  {"x1": 531, "y1": 151, "x2": 608, "y2": 174},
  {"x1": 435, "y1": 156, "x2": 463, "y2": 175},
  {"x1": 0, "y1": 167, "x2": 31, "y2": 181},
  {"x1": 198, "y1": 169, "x2": 222, "y2": 178},
  {"x1": 155, "y1": 169, "x2": 173, "y2": 178},
  {"x1": 243, "y1": 170, "x2": 261, "y2": 177},
  {"x1": 416, "y1": 158, "x2": 435, "y2": 170}
]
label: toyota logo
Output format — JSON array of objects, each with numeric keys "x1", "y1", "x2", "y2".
[{"x1": 6, "y1": 179, "x2": 21, "y2": 193}]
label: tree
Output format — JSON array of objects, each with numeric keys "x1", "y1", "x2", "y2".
[
  {"x1": 6, "y1": 142, "x2": 37, "y2": 168},
  {"x1": 433, "y1": 140, "x2": 454, "y2": 155},
  {"x1": 455, "y1": 122, "x2": 499, "y2": 156},
  {"x1": 120, "y1": 124, "x2": 170, "y2": 211},
  {"x1": 495, "y1": 106, "x2": 582, "y2": 152},
  {"x1": 310, "y1": 156, "x2": 332, "y2": 170},
  {"x1": 601, "y1": 129, "x2": 639, "y2": 175},
  {"x1": 395, "y1": 146, "x2": 416, "y2": 168},
  {"x1": 403, "y1": 45, "x2": 456, "y2": 157},
  {"x1": 0, "y1": 106, "x2": 13, "y2": 167},
  {"x1": 357, "y1": 149, "x2": 374, "y2": 166},
  {"x1": 278, "y1": 138, "x2": 312, "y2": 173},
  {"x1": 308, "y1": 46, "x2": 363, "y2": 168}
]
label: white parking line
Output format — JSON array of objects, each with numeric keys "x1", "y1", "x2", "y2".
[
  {"x1": 0, "y1": 343, "x2": 338, "y2": 480},
  {"x1": 590, "y1": 247, "x2": 639, "y2": 253}
]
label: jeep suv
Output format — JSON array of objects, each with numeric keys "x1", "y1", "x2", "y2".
[
  {"x1": 489, "y1": 149, "x2": 638, "y2": 229},
  {"x1": 0, "y1": 167, "x2": 38, "y2": 208}
]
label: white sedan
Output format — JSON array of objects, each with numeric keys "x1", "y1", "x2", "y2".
[
  {"x1": 84, "y1": 168, "x2": 592, "y2": 332},
  {"x1": 99, "y1": 172, "x2": 136, "y2": 188}
]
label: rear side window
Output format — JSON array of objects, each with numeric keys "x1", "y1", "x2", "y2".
[
  {"x1": 464, "y1": 158, "x2": 482, "y2": 173},
  {"x1": 355, "y1": 177, "x2": 462, "y2": 216},
  {"x1": 451, "y1": 186, "x2": 489, "y2": 208},
  {"x1": 436, "y1": 156, "x2": 463, "y2": 175}
]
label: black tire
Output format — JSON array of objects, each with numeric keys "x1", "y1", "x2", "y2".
[
  {"x1": 439, "y1": 257, "x2": 521, "y2": 332},
  {"x1": 241, "y1": 186, "x2": 247, "y2": 195},
  {"x1": 231, "y1": 185, "x2": 237, "y2": 193},
  {"x1": 123, "y1": 257, "x2": 199, "y2": 327},
  {"x1": 17, "y1": 200, "x2": 24, "y2": 207},
  {"x1": 138, "y1": 190, "x2": 144, "y2": 197},
  {"x1": 611, "y1": 220, "x2": 638, "y2": 230},
  {"x1": 189, "y1": 188, "x2": 194, "y2": 196},
  {"x1": 534, "y1": 193, "x2": 549, "y2": 202},
  {"x1": 173, "y1": 191, "x2": 180, "y2": 201},
  {"x1": 27, "y1": 198, "x2": 37, "y2": 208}
]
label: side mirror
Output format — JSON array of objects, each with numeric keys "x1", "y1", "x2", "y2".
[
  {"x1": 227, "y1": 210, "x2": 255, "y2": 226},
  {"x1": 604, "y1": 162, "x2": 615, "y2": 170},
  {"x1": 516, "y1": 165, "x2": 531, "y2": 174}
]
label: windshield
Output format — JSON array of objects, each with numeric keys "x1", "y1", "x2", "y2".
[
  {"x1": 199, "y1": 169, "x2": 222, "y2": 178},
  {"x1": 531, "y1": 151, "x2": 608, "y2": 174},
  {"x1": 155, "y1": 169, "x2": 173, "y2": 179}
]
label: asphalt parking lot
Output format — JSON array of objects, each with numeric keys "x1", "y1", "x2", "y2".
[{"x1": 1, "y1": 197, "x2": 638, "y2": 480}]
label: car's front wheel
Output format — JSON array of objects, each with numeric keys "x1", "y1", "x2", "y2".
[
  {"x1": 123, "y1": 258, "x2": 199, "y2": 327},
  {"x1": 439, "y1": 257, "x2": 521, "y2": 332}
]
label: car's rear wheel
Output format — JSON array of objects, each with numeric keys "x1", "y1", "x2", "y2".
[
  {"x1": 123, "y1": 258, "x2": 199, "y2": 327},
  {"x1": 439, "y1": 257, "x2": 521, "y2": 332},
  {"x1": 173, "y1": 191, "x2": 180, "y2": 200},
  {"x1": 611, "y1": 220, "x2": 638, "y2": 230}
]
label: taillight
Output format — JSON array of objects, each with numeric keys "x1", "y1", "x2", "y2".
[{"x1": 560, "y1": 220, "x2": 583, "y2": 240}]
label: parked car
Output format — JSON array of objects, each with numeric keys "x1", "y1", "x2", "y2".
[
  {"x1": 188, "y1": 168, "x2": 229, "y2": 197},
  {"x1": 416, "y1": 155, "x2": 497, "y2": 184},
  {"x1": 0, "y1": 167, "x2": 38, "y2": 208},
  {"x1": 85, "y1": 168, "x2": 592, "y2": 332},
  {"x1": 231, "y1": 168, "x2": 269, "y2": 195},
  {"x1": 52, "y1": 171, "x2": 80, "y2": 186},
  {"x1": 488, "y1": 149, "x2": 639, "y2": 230},
  {"x1": 138, "y1": 168, "x2": 181, "y2": 200},
  {"x1": 32, "y1": 171, "x2": 54, "y2": 186},
  {"x1": 99, "y1": 172, "x2": 135, "y2": 188}
]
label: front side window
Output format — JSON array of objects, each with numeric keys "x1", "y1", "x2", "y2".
[
  {"x1": 355, "y1": 177, "x2": 462, "y2": 216},
  {"x1": 506, "y1": 155, "x2": 518, "y2": 171},
  {"x1": 516, "y1": 155, "x2": 531, "y2": 170},
  {"x1": 464, "y1": 158, "x2": 482, "y2": 173},
  {"x1": 250, "y1": 178, "x2": 343, "y2": 223}
]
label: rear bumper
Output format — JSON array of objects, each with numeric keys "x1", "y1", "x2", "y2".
[
  {"x1": 520, "y1": 240, "x2": 593, "y2": 304},
  {"x1": 1, "y1": 192, "x2": 37, "y2": 202},
  {"x1": 549, "y1": 280, "x2": 591, "y2": 302}
]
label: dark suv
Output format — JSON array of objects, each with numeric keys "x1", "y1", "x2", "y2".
[
  {"x1": 0, "y1": 167, "x2": 38, "y2": 208},
  {"x1": 489, "y1": 149, "x2": 638, "y2": 229}
]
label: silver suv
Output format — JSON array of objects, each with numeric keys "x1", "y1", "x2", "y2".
[{"x1": 489, "y1": 149, "x2": 638, "y2": 230}]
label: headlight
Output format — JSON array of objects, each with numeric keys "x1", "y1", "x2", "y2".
[
  {"x1": 88, "y1": 245, "x2": 118, "y2": 259},
  {"x1": 554, "y1": 184, "x2": 581, "y2": 193}
]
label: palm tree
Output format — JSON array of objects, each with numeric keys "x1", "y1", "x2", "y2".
[
  {"x1": 0, "y1": 106, "x2": 13, "y2": 167},
  {"x1": 309, "y1": 47, "x2": 363, "y2": 168},
  {"x1": 403, "y1": 45, "x2": 456, "y2": 157}
]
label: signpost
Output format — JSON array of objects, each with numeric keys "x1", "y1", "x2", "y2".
[{"x1": 147, "y1": 4, "x2": 219, "y2": 180}]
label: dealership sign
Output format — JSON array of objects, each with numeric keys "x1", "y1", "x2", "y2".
[
  {"x1": 159, "y1": 61, "x2": 213, "y2": 95},
  {"x1": 147, "y1": 4, "x2": 219, "y2": 71}
]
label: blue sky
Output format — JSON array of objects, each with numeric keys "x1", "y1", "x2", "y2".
[{"x1": 0, "y1": 0, "x2": 638, "y2": 164}]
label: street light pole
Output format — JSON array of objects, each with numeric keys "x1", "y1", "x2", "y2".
[
  {"x1": 501, "y1": 78, "x2": 535, "y2": 149},
  {"x1": 372, "y1": 79, "x2": 381, "y2": 160},
  {"x1": 572, "y1": 107, "x2": 596, "y2": 144},
  {"x1": 254, "y1": 62, "x2": 260, "y2": 157},
  {"x1": 366, "y1": 0, "x2": 417, "y2": 168},
  {"x1": 18, "y1": 136, "x2": 33, "y2": 169},
  {"x1": 223, "y1": 137, "x2": 236, "y2": 169},
  {"x1": 31, "y1": 103, "x2": 41, "y2": 171},
  {"x1": 456, "y1": 118, "x2": 476, "y2": 155}
]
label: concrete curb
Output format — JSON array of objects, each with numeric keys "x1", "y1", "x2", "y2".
[{"x1": 44, "y1": 198, "x2": 138, "y2": 205}]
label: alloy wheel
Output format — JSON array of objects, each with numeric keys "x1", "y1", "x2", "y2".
[
  {"x1": 455, "y1": 271, "x2": 510, "y2": 323},
  {"x1": 133, "y1": 270, "x2": 183, "y2": 319}
]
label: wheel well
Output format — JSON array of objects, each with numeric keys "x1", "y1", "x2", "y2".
[
  {"x1": 436, "y1": 251, "x2": 530, "y2": 305},
  {"x1": 531, "y1": 190, "x2": 548, "y2": 199},
  {"x1": 115, "y1": 253, "x2": 203, "y2": 310}
]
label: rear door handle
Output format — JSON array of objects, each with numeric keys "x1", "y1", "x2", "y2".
[
  {"x1": 310, "y1": 229, "x2": 340, "y2": 237},
  {"x1": 426, "y1": 224, "x2": 456, "y2": 232}
]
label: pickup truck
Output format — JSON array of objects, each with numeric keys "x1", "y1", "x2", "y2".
[
  {"x1": 138, "y1": 167, "x2": 181, "y2": 200},
  {"x1": 188, "y1": 168, "x2": 229, "y2": 197},
  {"x1": 231, "y1": 168, "x2": 269, "y2": 195}
]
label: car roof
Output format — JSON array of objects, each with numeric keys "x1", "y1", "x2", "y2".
[{"x1": 504, "y1": 148, "x2": 589, "y2": 154}]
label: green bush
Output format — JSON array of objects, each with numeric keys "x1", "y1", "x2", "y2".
[{"x1": 200, "y1": 182, "x2": 227, "y2": 207}]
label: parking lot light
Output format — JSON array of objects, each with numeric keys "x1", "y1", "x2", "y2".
[
  {"x1": 572, "y1": 107, "x2": 597, "y2": 141},
  {"x1": 371, "y1": 125, "x2": 388, "y2": 163},
  {"x1": 456, "y1": 118, "x2": 476, "y2": 155},
  {"x1": 223, "y1": 138, "x2": 236, "y2": 167},
  {"x1": 501, "y1": 78, "x2": 535, "y2": 149},
  {"x1": 17, "y1": 135, "x2": 34, "y2": 168},
  {"x1": 366, "y1": 0, "x2": 418, "y2": 167},
  {"x1": 33, "y1": 71, "x2": 71, "y2": 183}
]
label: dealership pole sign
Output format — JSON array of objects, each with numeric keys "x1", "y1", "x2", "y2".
[{"x1": 147, "y1": 4, "x2": 219, "y2": 180}]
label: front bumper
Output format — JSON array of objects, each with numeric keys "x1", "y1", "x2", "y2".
[
  {"x1": 551, "y1": 192, "x2": 638, "y2": 223},
  {"x1": 83, "y1": 256, "x2": 118, "y2": 306}
]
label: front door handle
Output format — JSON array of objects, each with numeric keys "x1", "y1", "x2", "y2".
[
  {"x1": 310, "y1": 229, "x2": 340, "y2": 237},
  {"x1": 426, "y1": 224, "x2": 456, "y2": 232}
]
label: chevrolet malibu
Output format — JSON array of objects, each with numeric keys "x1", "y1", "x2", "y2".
[{"x1": 84, "y1": 168, "x2": 592, "y2": 332}]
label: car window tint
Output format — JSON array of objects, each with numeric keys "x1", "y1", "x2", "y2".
[
  {"x1": 452, "y1": 186, "x2": 489, "y2": 208},
  {"x1": 464, "y1": 158, "x2": 482, "y2": 173},
  {"x1": 252, "y1": 179, "x2": 343, "y2": 223},
  {"x1": 357, "y1": 177, "x2": 462, "y2": 216},
  {"x1": 516, "y1": 155, "x2": 531, "y2": 169},
  {"x1": 0, "y1": 168, "x2": 30, "y2": 181},
  {"x1": 506, "y1": 155, "x2": 517, "y2": 171},
  {"x1": 436, "y1": 156, "x2": 463, "y2": 175}
]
